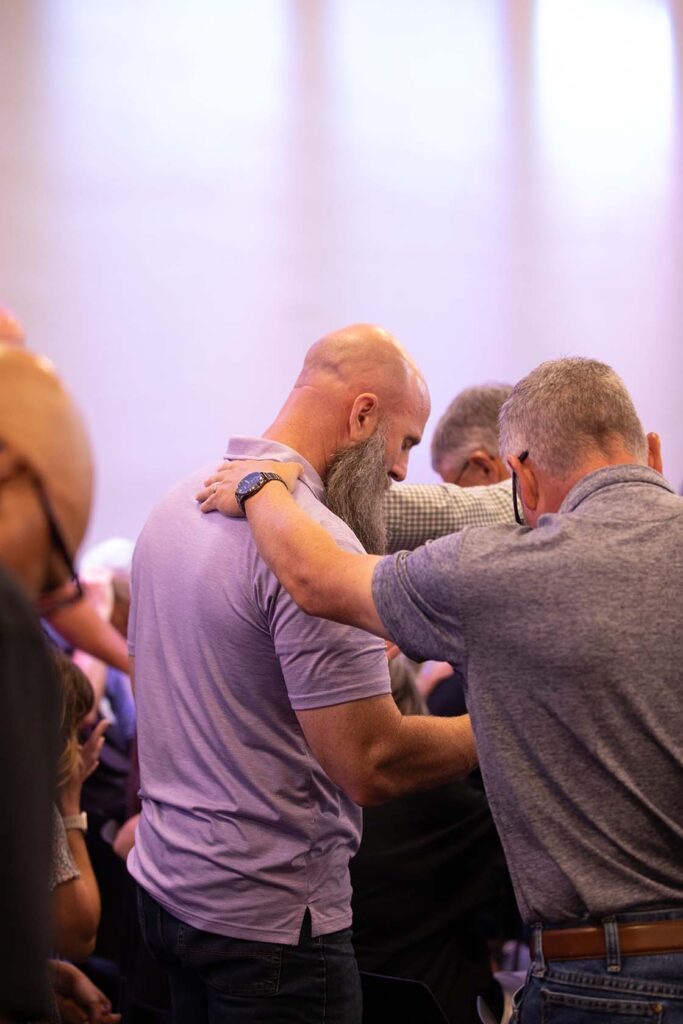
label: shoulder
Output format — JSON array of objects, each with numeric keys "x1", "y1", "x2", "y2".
[{"x1": 294, "y1": 481, "x2": 367, "y2": 554}]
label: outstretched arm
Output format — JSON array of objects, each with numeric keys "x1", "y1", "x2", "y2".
[
  {"x1": 384, "y1": 478, "x2": 514, "y2": 551},
  {"x1": 197, "y1": 461, "x2": 389, "y2": 637}
]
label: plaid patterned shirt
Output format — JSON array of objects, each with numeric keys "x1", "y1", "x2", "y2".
[{"x1": 384, "y1": 478, "x2": 514, "y2": 553}]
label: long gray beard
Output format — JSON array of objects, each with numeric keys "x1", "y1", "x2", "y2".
[{"x1": 325, "y1": 431, "x2": 389, "y2": 555}]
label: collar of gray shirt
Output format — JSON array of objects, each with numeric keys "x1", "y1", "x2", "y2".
[{"x1": 558, "y1": 463, "x2": 674, "y2": 515}]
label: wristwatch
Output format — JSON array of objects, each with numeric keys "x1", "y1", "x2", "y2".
[
  {"x1": 235, "y1": 471, "x2": 287, "y2": 513},
  {"x1": 62, "y1": 812, "x2": 88, "y2": 833}
]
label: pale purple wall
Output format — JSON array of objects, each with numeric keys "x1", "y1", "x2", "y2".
[{"x1": 1, "y1": 0, "x2": 681, "y2": 548}]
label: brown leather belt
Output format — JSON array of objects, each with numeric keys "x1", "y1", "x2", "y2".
[{"x1": 534, "y1": 919, "x2": 683, "y2": 961}]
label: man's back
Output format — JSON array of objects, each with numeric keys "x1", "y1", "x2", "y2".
[
  {"x1": 129, "y1": 438, "x2": 390, "y2": 944},
  {"x1": 373, "y1": 465, "x2": 683, "y2": 923}
]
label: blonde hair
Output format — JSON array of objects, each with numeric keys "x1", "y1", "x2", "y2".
[{"x1": 52, "y1": 649, "x2": 95, "y2": 788}]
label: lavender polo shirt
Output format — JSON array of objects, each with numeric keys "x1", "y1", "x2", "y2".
[{"x1": 127, "y1": 438, "x2": 390, "y2": 943}]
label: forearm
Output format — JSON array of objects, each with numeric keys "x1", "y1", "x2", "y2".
[
  {"x1": 47, "y1": 599, "x2": 129, "y2": 672},
  {"x1": 384, "y1": 479, "x2": 514, "y2": 552},
  {"x1": 362, "y1": 712, "x2": 478, "y2": 804},
  {"x1": 56, "y1": 828, "x2": 100, "y2": 958},
  {"x1": 246, "y1": 485, "x2": 387, "y2": 636}
]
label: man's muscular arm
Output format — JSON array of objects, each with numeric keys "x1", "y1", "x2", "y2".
[{"x1": 197, "y1": 460, "x2": 387, "y2": 637}]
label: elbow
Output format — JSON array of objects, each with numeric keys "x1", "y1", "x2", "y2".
[
  {"x1": 55, "y1": 924, "x2": 98, "y2": 962},
  {"x1": 287, "y1": 576, "x2": 329, "y2": 619},
  {"x1": 52, "y1": 898, "x2": 100, "y2": 962},
  {"x1": 343, "y1": 770, "x2": 398, "y2": 808}
]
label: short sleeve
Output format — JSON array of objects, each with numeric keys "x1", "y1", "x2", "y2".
[
  {"x1": 372, "y1": 534, "x2": 468, "y2": 669},
  {"x1": 264, "y1": 510, "x2": 391, "y2": 711},
  {"x1": 49, "y1": 805, "x2": 80, "y2": 891}
]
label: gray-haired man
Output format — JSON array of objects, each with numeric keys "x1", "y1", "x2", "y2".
[
  {"x1": 383, "y1": 383, "x2": 516, "y2": 552},
  {"x1": 199, "y1": 357, "x2": 683, "y2": 1024}
]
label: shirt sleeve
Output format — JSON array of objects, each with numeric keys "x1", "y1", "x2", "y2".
[
  {"x1": 49, "y1": 804, "x2": 80, "y2": 891},
  {"x1": 372, "y1": 534, "x2": 468, "y2": 669},
  {"x1": 263, "y1": 511, "x2": 392, "y2": 712},
  {"x1": 384, "y1": 479, "x2": 514, "y2": 552}
]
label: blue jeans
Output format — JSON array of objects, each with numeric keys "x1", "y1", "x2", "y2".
[
  {"x1": 513, "y1": 908, "x2": 683, "y2": 1023},
  {"x1": 136, "y1": 885, "x2": 362, "y2": 1024}
]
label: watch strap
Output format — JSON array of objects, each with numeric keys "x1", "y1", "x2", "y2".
[{"x1": 62, "y1": 811, "x2": 88, "y2": 833}]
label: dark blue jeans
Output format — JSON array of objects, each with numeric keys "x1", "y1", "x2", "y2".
[
  {"x1": 513, "y1": 908, "x2": 683, "y2": 1023},
  {"x1": 137, "y1": 885, "x2": 362, "y2": 1024}
]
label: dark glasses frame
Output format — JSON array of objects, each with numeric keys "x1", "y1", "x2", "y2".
[
  {"x1": 0, "y1": 442, "x2": 84, "y2": 611},
  {"x1": 512, "y1": 450, "x2": 529, "y2": 526}
]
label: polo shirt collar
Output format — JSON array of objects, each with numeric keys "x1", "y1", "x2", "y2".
[
  {"x1": 224, "y1": 436, "x2": 325, "y2": 502},
  {"x1": 559, "y1": 464, "x2": 674, "y2": 514}
]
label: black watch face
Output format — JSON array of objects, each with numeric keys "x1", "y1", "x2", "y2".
[{"x1": 236, "y1": 471, "x2": 265, "y2": 506}]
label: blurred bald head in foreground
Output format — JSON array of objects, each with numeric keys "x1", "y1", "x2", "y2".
[{"x1": 0, "y1": 346, "x2": 92, "y2": 598}]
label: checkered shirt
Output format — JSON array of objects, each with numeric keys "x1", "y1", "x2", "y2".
[{"x1": 384, "y1": 478, "x2": 514, "y2": 553}]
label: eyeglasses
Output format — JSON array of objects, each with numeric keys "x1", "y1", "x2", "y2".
[
  {"x1": 32, "y1": 473, "x2": 84, "y2": 612},
  {"x1": 511, "y1": 450, "x2": 529, "y2": 526},
  {"x1": 0, "y1": 445, "x2": 84, "y2": 612}
]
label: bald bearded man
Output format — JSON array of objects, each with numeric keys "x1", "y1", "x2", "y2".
[
  {"x1": 129, "y1": 325, "x2": 477, "y2": 1024},
  {"x1": 0, "y1": 346, "x2": 92, "y2": 1021}
]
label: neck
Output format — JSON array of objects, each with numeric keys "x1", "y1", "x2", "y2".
[{"x1": 262, "y1": 390, "x2": 342, "y2": 479}]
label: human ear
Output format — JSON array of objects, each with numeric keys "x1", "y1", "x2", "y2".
[
  {"x1": 466, "y1": 451, "x2": 509, "y2": 484},
  {"x1": 508, "y1": 453, "x2": 538, "y2": 513},
  {"x1": 646, "y1": 432, "x2": 663, "y2": 475},
  {"x1": 348, "y1": 393, "x2": 379, "y2": 443}
]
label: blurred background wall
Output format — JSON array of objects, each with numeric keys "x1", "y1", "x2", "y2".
[{"x1": 1, "y1": 0, "x2": 681, "y2": 547}]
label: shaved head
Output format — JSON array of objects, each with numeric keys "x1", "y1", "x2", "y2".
[
  {"x1": 0, "y1": 346, "x2": 93, "y2": 559},
  {"x1": 0, "y1": 306, "x2": 26, "y2": 347},
  {"x1": 295, "y1": 323, "x2": 427, "y2": 413}
]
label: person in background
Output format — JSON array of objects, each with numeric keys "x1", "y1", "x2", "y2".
[
  {"x1": 0, "y1": 345, "x2": 92, "y2": 1022},
  {"x1": 76, "y1": 539, "x2": 138, "y2": 973},
  {"x1": 418, "y1": 384, "x2": 512, "y2": 715},
  {"x1": 51, "y1": 649, "x2": 106, "y2": 963},
  {"x1": 382, "y1": 382, "x2": 515, "y2": 552},
  {"x1": 430, "y1": 384, "x2": 513, "y2": 486},
  {"x1": 49, "y1": 649, "x2": 120, "y2": 1024},
  {"x1": 351, "y1": 655, "x2": 516, "y2": 1024}
]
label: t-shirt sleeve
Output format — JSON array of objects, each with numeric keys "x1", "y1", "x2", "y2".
[
  {"x1": 264, "y1": 511, "x2": 391, "y2": 711},
  {"x1": 372, "y1": 533, "x2": 468, "y2": 669},
  {"x1": 50, "y1": 804, "x2": 80, "y2": 891}
]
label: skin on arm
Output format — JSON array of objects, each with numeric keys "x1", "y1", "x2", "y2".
[
  {"x1": 197, "y1": 462, "x2": 479, "y2": 799},
  {"x1": 53, "y1": 722, "x2": 107, "y2": 960},
  {"x1": 296, "y1": 693, "x2": 477, "y2": 805},
  {"x1": 43, "y1": 595, "x2": 129, "y2": 673},
  {"x1": 196, "y1": 460, "x2": 387, "y2": 637}
]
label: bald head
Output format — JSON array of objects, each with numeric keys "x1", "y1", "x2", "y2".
[
  {"x1": 0, "y1": 306, "x2": 26, "y2": 347},
  {"x1": 296, "y1": 324, "x2": 426, "y2": 412},
  {"x1": 0, "y1": 346, "x2": 93, "y2": 564}
]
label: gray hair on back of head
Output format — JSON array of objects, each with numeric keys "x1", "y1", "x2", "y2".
[
  {"x1": 498, "y1": 357, "x2": 648, "y2": 478},
  {"x1": 431, "y1": 383, "x2": 513, "y2": 473}
]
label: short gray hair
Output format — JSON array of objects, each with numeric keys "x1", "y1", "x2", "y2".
[
  {"x1": 498, "y1": 358, "x2": 648, "y2": 478},
  {"x1": 431, "y1": 384, "x2": 513, "y2": 473}
]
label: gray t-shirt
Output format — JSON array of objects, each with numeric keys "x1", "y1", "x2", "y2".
[
  {"x1": 128, "y1": 437, "x2": 390, "y2": 943},
  {"x1": 373, "y1": 465, "x2": 683, "y2": 924}
]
